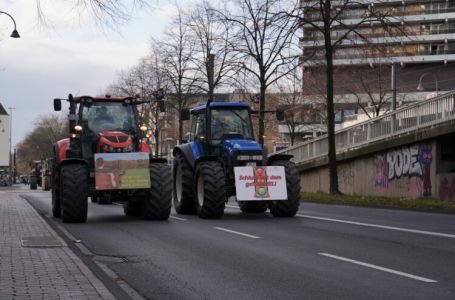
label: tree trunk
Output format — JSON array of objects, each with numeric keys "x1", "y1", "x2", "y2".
[
  {"x1": 155, "y1": 130, "x2": 160, "y2": 158},
  {"x1": 324, "y1": 5, "x2": 339, "y2": 195},
  {"x1": 258, "y1": 85, "x2": 266, "y2": 146}
]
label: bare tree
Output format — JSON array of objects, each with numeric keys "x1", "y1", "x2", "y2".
[
  {"x1": 348, "y1": 63, "x2": 391, "y2": 118},
  {"x1": 108, "y1": 51, "x2": 168, "y2": 156},
  {"x1": 185, "y1": 0, "x2": 239, "y2": 101},
  {"x1": 35, "y1": 0, "x2": 149, "y2": 27},
  {"x1": 275, "y1": 66, "x2": 304, "y2": 146},
  {"x1": 157, "y1": 4, "x2": 200, "y2": 143},
  {"x1": 296, "y1": 0, "x2": 397, "y2": 194},
  {"x1": 16, "y1": 115, "x2": 67, "y2": 173},
  {"x1": 220, "y1": 0, "x2": 301, "y2": 146}
]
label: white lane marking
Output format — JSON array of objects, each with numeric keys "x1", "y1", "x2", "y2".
[
  {"x1": 225, "y1": 204, "x2": 240, "y2": 209},
  {"x1": 214, "y1": 227, "x2": 261, "y2": 239},
  {"x1": 170, "y1": 216, "x2": 187, "y2": 221},
  {"x1": 298, "y1": 214, "x2": 455, "y2": 239},
  {"x1": 226, "y1": 204, "x2": 455, "y2": 239},
  {"x1": 319, "y1": 253, "x2": 437, "y2": 283}
]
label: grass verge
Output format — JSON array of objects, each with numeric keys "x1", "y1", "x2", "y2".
[{"x1": 301, "y1": 192, "x2": 455, "y2": 214}]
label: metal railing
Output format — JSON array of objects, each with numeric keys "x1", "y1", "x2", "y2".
[{"x1": 278, "y1": 91, "x2": 455, "y2": 164}]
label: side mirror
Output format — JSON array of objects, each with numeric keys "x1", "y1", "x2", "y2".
[
  {"x1": 180, "y1": 108, "x2": 190, "y2": 121},
  {"x1": 158, "y1": 101, "x2": 165, "y2": 113},
  {"x1": 276, "y1": 107, "x2": 285, "y2": 121},
  {"x1": 54, "y1": 99, "x2": 62, "y2": 111}
]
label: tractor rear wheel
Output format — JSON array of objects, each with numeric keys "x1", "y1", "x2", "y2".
[
  {"x1": 173, "y1": 152, "x2": 196, "y2": 214},
  {"x1": 60, "y1": 164, "x2": 88, "y2": 223},
  {"x1": 30, "y1": 176, "x2": 37, "y2": 190},
  {"x1": 268, "y1": 160, "x2": 300, "y2": 217},
  {"x1": 144, "y1": 163, "x2": 172, "y2": 220},
  {"x1": 239, "y1": 201, "x2": 268, "y2": 213},
  {"x1": 195, "y1": 161, "x2": 226, "y2": 219}
]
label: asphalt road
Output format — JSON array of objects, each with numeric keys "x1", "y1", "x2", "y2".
[{"x1": 23, "y1": 189, "x2": 455, "y2": 300}]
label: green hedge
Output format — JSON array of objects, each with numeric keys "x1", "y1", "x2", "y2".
[{"x1": 301, "y1": 192, "x2": 455, "y2": 214}]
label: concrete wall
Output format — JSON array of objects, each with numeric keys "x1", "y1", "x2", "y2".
[{"x1": 300, "y1": 140, "x2": 443, "y2": 199}]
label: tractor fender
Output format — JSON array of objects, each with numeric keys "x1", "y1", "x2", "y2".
[
  {"x1": 267, "y1": 154, "x2": 293, "y2": 165},
  {"x1": 55, "y1": 138, "x2": 70, "y2": 162},
  {"x1": 173, "y1": 143, "x2": 203, "y2": 170},
  {"x1": 59, "y1": 158, "x2": 88, "y2": 168},
  {"x1": 194, "y1": 155, "x2": 220, "y2": 166}
]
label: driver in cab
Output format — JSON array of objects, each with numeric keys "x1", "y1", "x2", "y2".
[{"x1": 212, "y1": 112, "x2": 235, "y2": 139}]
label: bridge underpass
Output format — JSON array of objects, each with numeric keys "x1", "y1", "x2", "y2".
[{"x1": 278, "y1": 91, "x2": 455, "y2": 200}]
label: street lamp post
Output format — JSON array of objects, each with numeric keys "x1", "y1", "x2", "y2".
[
  {"x1": 8, "y1": 107, "x2": 15, "y2": 186},
  {"x1": 416, "y1": 73, "x2": 439, "y2": 95},
  {"x1": 0, "y1": 11, "x2": 20, "y2": 38}
]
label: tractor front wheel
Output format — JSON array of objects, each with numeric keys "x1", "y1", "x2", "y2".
[
  {"x1": 195, "y1": 161, "x2": 226, "y2": 219},
  {"x1": 60, "y1": 164, "x2": 88, "y2": 223},
  {"x1": 268, "y1": 160, "x2": 300, "y2": 217},
  {"x1": 239, "y1": 201, "x2": 268, "y2": 213},
  {"x1": 51, "y1": 173, "x2": 61, "y2": 218},
  {"x1": 173, "y1": 152, "x2": 196, "y2": 214},
  {"x1": 144, "y1": 163, "x2": 172, "y2": 220}
]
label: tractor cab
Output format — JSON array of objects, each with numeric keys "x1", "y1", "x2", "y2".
[
  {"x1": 77, "y1": 99, "x2": 140, "y2": 157},
  {"x1": 188, "y1": 102, "x2": 263, "y2": 162}
]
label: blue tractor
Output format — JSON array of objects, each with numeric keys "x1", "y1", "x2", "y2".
[{"x1": 172, "y1": 101, "x2": 301, "y2": 219}]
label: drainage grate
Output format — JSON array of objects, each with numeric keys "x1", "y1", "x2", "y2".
[{"x1": 21, "y1": 236, "x2": 63, "y2": 248}]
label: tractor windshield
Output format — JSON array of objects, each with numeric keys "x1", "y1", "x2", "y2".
[
  {"x1": 211, "y1": 108, "x2": 253, "y2": 140},
  {"x1": 81, "y1": 102, "x2": 136, "y2": 133}
]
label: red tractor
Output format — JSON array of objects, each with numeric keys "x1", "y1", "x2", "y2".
[{"x1": 51, "y1": 94, "x2": 171, "y2": 223}]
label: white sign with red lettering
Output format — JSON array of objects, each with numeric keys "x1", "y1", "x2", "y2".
[{"x1": 234, "y1": 166, "x2": 287, "y2": 201}]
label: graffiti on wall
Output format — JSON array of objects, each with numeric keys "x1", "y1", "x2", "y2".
[
  {"x1": 439, "y1": 176, "x2": 455, "y2": 201},
  {"x1": 374, "y1": 143, "x2": 432, "y2": 197}
]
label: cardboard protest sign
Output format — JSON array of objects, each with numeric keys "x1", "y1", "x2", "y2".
[
  {"x1": 94, "y1": 153, "x2": 150, "y2": 190},
  {"x1": 234, "y1": 166, "x2": 287, "y2": 201}
]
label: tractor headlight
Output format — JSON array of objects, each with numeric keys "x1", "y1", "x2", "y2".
[
  {"x1": 123, "y1": 145, "x2": 133, "y2": 152},
  {"x1": 103, "y1": 145, "x2": 115, "y2": 152},
  {"x1": 237, "y1": 155, "x2": 263, "y2": 161},
  {"x1": 74, "y1": 125, "x2": 83, "y2": 132}
]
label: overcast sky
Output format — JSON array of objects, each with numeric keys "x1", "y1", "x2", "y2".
[{"x1": 0, "y1": 0, "x2": 186, "y2": 147}]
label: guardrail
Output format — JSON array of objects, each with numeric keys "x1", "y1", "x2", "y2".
[{"x1": 278, "y1": 90, "x2": 455, "y2": 164}]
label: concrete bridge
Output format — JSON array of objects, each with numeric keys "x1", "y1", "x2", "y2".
[{"x1": 278, "y1": 91, "x2": 455, "y2": 201}]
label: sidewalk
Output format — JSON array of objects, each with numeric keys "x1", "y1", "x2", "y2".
[{"x1": 0, "y1": 187, "x2": 114, "y2": 299}]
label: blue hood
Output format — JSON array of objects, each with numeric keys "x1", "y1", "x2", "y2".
[{"x1": 222, "y1": 139, "x2": 263, "y2": 156}]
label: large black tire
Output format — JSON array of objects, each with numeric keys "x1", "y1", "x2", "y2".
[
  {"x1": 239, "y1": 201, "x2": 268, "y2": 213},
  {"x1": 195, "y1": 161, "x2": 226, "y2": 219},
  {"x1": 30, "y1": 176, "x2": 37, "y2": 190},
  {"x1": 123, "y1": 200, "x2": 143, "y2": 217},
  {"x1": 144, "y1": 163, "x2": 172, "y2": 220},
  {"x1": 173, "y1": 152, "x2": 196, "y2": 214},
  {"x1": 60, "y1": 164, "x2": 88, "y2": 223},
  {"x1": 51, "y1": 173, "x2": 61, "y2": 218},
  {"x1": 268, "y1": 160, "x2": 300, "y2": 217},
  {"x1": 43, "y1": 175, "x2": 51, "y2": 191}
]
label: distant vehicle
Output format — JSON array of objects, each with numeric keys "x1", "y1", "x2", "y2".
[{"x1": 29, "y1": 160, "x2": 43, "y2": 190}]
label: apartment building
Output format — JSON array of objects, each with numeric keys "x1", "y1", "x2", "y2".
[{"x1": 288, "y1": 0, "x2": 455, "y2": 142}]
